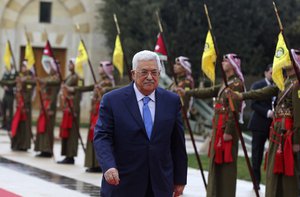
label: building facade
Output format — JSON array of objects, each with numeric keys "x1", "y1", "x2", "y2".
[{"x1": 0, "y1": 0, "x2": 110, "y2": 121}]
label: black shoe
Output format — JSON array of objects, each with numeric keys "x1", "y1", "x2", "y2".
[
  {"x1": 57, "y1": 157, "x2": 74, "y2": 164},
  {"x1": 36, "y1": 152, "x2": 53, "y2": 158},
  {"x1": 85, "y1": 167, "x2": 102, "y2": 173}
]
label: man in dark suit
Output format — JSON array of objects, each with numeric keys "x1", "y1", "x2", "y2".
[
  {"x1": 247, "y1": 64, "x2": 273, "y2": 189},
  {"x1": 94, "y1": 50, "x2": 187, "y2": 197}
]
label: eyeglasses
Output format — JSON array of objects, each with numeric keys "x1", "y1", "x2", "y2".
[{"x1": 136, "y1": 69, "x2": 160, "y2": 77}]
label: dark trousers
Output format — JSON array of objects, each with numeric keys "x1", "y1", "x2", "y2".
[
  {"x1": 251, "y1": 130, "x2": 269, "y2": 186},
  {"x1": 145, "y1": 176, "x2": 154, "y2": 197},
  {"x1": 2, "y1": 94, "x2": 14, "y2": 130}
]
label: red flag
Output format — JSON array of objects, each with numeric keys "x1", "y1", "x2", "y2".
[
  {"x1": 42, "y1": 40, "x2": 56, "y2": 74},
  {"x1": 154, "y1": 33, "x2": 167, "y2": 61}
]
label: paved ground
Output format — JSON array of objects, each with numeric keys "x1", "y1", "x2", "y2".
[{"x1": 0, "y1": 127, "x2": 265, "y2": 197}]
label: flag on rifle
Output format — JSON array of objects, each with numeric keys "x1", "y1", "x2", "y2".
[
  {"x1": 42, "y1": 40, "x2": 56, "y2": 74},
  {"x1": 154, "y1": 33, "x2": 167, "y2": 61},
  {"x1": 113, "y1": 35, "x2": 124, "y2": 78},
  {"x1": 272, "y1": 32, "x2": 292, "y2": 91},
  {"x1": 3, "y1": 41, "x2": 13, "y2": 71},
  {"x1": 25, "y1": 39, "x2": 35, "y2": 72},
  {"x1": 75, "y1": 40, "x2": 88, "y2": 78},
  {"x1": 201, "y1": 30, "x2": 216, "y2": 84}
]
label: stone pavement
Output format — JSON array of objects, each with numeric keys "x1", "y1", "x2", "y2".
[{"x1": 0, "y1": 127, "x2": 265, "y2": 197}]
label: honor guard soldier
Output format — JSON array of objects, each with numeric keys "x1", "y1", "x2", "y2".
[
  {"x1": 57, "y1": 58, "x2": 83, "y2": 164},
  {"x1": 11, "y1": 60, "x2": 35, "y2": 151},
  {"x1": 84, "y1": 61, "x2": 115, "y2": 172},
  {"x1": 178, "y1": 53, "x2": 245, "y2": 197},
  {"x1": 171, "y1": 56, "x2": 194, "y2": 114},
  {"x1": 229, "y1": 49, "x2": 300, "y2": 197},
  {"x1": 35, "y1": 61, "x2": 60, "y2": 157},
  {"x1": 0, "y1": 66, "x2": 17, "y2": 131}
]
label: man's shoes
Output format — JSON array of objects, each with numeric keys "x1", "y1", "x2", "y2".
[
  {"x1": 36, "y1": 152, "x2": 53, "y2": 158},
  {"x1": 85, "y1": 167, "x2": 102, "y2": 173},
  {"x1": 57, "y1": 157, "x2": 74, "y2": 164}
]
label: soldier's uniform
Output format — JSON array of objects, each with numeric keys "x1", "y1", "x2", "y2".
[
  {"x1": 186, "y1": 53, "x2": 245, "y2": 197},
  {"x1": 171, "y1": 56, "x2": 194, "y2": 113},
  {"x1": 58, "y1": 71, "x2": 81, "y2": 163},
  {"x1": 187, "y1": 76, "x2": 244, "y2": 197},
  {"x1": 11, "y1": 70, "x2": 35, "y2": 151},
  {"x1": 176, "y1": 76, "x2": 194, "y2": 111},
  {"x1": 0, "y1": 69, "x2": 17, "y2": 130},
  {"x1": 84, "y1": 61, "x2": 116, "y2": 172},
  {"x1": 34, "y1": 74, "x2": 60, "y2": 157},
  {"x1": 243, "y1": 74, "x2": 300, "y2": 197}
]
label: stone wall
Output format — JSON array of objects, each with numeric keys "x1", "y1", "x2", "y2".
[{"x1": 0, "y1": 0, "x2": 110, "y2": 122}]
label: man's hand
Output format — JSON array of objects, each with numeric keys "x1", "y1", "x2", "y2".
[
  {"x1": 104, "y1": 168, "x2": 120, "y2": 186},
  {"x1": 267, "y1": 110, "x2": 274, "y2": 119},
  {"x1": 225, "y1": 88, "x2": 243, "y2": 100},
  {"x1": 173, "y1": 185, "x2": 185, "y2": 197},
  {"x1": 175, "y1": 87, "x2": 185, "y2": 97},
  {"x1": 223, "y1": 133, "x2": 233, "y2": 141}
]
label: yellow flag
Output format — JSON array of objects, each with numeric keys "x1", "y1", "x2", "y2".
[
  {"x1": 113, "y1": 35, "x2": 124, "y2": 78},
  {"x1": 201, "y1": 30, "x2": 217, "y2": 84},
  {"x1": 25, "y1": 41, "x2": 35, "y2": 71},
  {"x1": 3, "y1": 41, "x2": 12, "y2": 71},
  {"x1": 272, "y1": 32, "x2": 292, "y2": 91},
  {"x1": 75, "y1": 40, "x2": 88, "y2": 78}
]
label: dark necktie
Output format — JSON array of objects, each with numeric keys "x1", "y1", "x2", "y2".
[{"x1": 143, "y1": 96, "x2": 153, "y2": 139}]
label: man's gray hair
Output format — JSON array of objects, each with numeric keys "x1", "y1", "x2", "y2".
[{"x1": 132, "y1": 50, "x2": 161, "y2": 70}]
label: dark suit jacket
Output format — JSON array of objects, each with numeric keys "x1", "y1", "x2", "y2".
[
  {"x1": 94, "y1": 83, "x2": 187, "y2": 197},
  {"x1": 247, "y1": 79, "x2": 273, "y2": 132}
]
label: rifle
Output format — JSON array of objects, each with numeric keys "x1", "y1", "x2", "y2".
[
  {"x1": 25, "y1": 30, "x2": 51, "y2": 147},
  {"x1": 204, "y1": 4, "x2": 259, "y2": 196},
  {"x1": 113, "y1": 14, "x2": 132, "y2": 81},
  {"x1": 273, "y1": 2, "x2": 300, "y2": 84},
  {"x1": 76, "y1": 25, "x2": 97, "y2": 84},
  {"x1": 47, "y1": 40, "x2": 86, "y2": 153},
  {"x1": 156, "y1": 10, "x2": 207, "y2": 190}
]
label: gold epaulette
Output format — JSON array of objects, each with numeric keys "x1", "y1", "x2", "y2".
[{"x1": 228, "y1": 77, "x2": 243, "y2": 88}]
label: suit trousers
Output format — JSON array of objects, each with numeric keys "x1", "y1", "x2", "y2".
[
  {"x1": 252, "y1": 130, "x2": 269, "y2": 185},
  {"x1": 146, "y1": 176, "x2": 154, "y2": 197}
]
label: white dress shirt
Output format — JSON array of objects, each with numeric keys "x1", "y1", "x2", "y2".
[
  {"x1": 265, "y1": 78, "x2": 274, "y2": 118},
  {"x1": 133, "y1": 83, "x2": 155, "y2": 123}
]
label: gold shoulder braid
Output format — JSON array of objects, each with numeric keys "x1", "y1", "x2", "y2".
[
  {"x1": 217, "y1": 77, "x2": 238, "y2": 98},
  {"x1": 277, "y1": 79, "x2": 298, "y2": 106}
]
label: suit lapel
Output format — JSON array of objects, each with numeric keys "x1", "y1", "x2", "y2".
[
  {"x1": 151, "y1": 88, "x2": 163, "y2": 139},
  {"x1": 123, "y1": 83, "x2": 145, "y2": 130}
]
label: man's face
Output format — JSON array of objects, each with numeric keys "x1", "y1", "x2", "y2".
[
  {"x1": 98, "y1": 66, "x2": 108, "y2": 80},
  {"x1": 132, "y1": 60, "x2": 160, "y2": 96},
  {"x1": 265, "y1": 68, "x2": 272, "y2": 81},
  {"x1": 98, "y1": 66, "x2": 105, "y2": 75},
  {"x1": 174, "y1": 63, "x2": 186, "y2": 75},
  {"x1": 69, "y1": 62, "x2": 74, "y2": 72},
  {"x1": 21, "y1": 65, "x2": 27, "y2": 73},
  {"x1": 222, "y1": 57, "x2": 233, "y2": 72}
]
